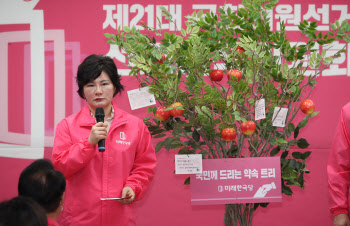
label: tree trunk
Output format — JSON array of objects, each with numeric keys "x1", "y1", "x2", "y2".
[{"x1": 224, "y1": 203, "x2": 254, "y2": 226}]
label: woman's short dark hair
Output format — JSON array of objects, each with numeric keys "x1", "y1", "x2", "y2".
[
  {"x1": 18, "y1": 159, "x2": 66, "y2": 213},
  {"x1": 0, "y1": 196, "x2": 48, "y2": 226},
  {"x1": 76, "y1": 54, "x2": 124, "y2": 99}
]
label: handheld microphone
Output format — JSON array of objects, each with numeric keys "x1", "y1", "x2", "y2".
[{"x1": 95, "y1": 107, "x2": 105, "y2": 152}]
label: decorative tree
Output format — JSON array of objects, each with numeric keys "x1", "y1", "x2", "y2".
[{"x1": 105, "y1": 0, "x2": 350, "y2": 225}]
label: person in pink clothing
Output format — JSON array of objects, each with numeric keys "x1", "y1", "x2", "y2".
[
  {"x1": 52, "y1": 54, "x2": 157, "y2": 225},
  {"x1": 328, "y1": 102, "x2": 350, "y2": 226}
]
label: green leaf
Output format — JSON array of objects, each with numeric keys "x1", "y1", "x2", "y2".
[
  {"x1": 282, "y1": 185, "x2": 293, "y2": 196},
  {"x1": 186, "y1": 26, "x2": 192, "y2": 34},
  {"x1": 156, "y1": 52, "x2": 163, "y2": 60},
  {"x1": 298, "y1": 172, "x2": 304, "y2": 189},
  {"x1": 165, "y1": 107, "x2": 174, "y2": 111},
  {"x1": 270, "y1": 146, "x2": 281, "y2": 156},
  {"x1": 178, "y1": 148, "x2": 195, "y2": 155},
  {"x1": 292, "y1": 152, "x2": 303, "y2": 159},
  {"x1": 288, "y1": 139, "x2": 298, "y2": 146},
  {"x1": 170, "y1": 140, "x2": 185, "y2": 150},
  {"x1": 193, "y1": 130, "x2": 200, "y2": 142},
  {"x1": 307, "y1": 111, "x2": 319, "y2": 118},
  {"x1": 198, "y1": 10, "x2": 203, "y2": 18},
  {"x1": 341, "y1": 20, "x2": 349, "y2": 28},
  {"x1": 295, "y1": 161, "x2": 302, "y2": 171},
  {"x1": 192, "y1": 26, "x2": 200, "y2": 34},
  {"x1": 336, "y1": 20, "x2": 340, "y2": 28},
  {"x1": 254, "y1": 203, "x2": 260, "y2": 210},
  {"x1": 304, "y1": 168, "x2": 310, "y2": 174},
  {"x1": 147, "y1": 107, "x2": 153, "y2": 114},
  {"x1": 264, "y1": 3, "x2": 273, "y2": 10},
  {"x1": 286, "y1": 179, "x2": 300, "y2": 186},
  {"x1": 331, "y1": 23, "x2": 337, "y2": 31},
  {"x1": 310, "y1": 21, "x2": 317, "y2": 28},
  {"x1": 136, "y1": 55, "x2": 145, "y2": 63},
  {"x1": 281, "y1": 150, "x2": 289, "y2": 159},
  {"x1": 327, "y1": 31, "x2": 333, "y2": 36},
  {"x1": 163, "y1": 137, "x2": 175, "y2": 151},
  {"x1": 131, "y1": 26, "x2": 137, "y2": 34},
  {"x1": 104, "y1": 33, "x2": 112, "y2": 38},
  {"x1": 297, "y1": 119, "x2": 308, "y2": 129},
  {"x1": 154, "y1": 134, "x2": 167, "y2": 138},
  {"x1": 155, "y1": 141, "x2": 164, "y2": 152},
  {"x1": 282, "y1": 167, "x2": 298, "y2": 180},
  {"x1": 184, "y1": 176, "x2": 190, "y2": 185},
  {"x1": 181, "y1": 28, "x2": 186, "y2": 37},
  {"x1": 123, "y1": 26, "x2": 131, "y2": 33},
  {"x1": 164, "y1": 32, "x2": 170, "y2": 39},
  {"x1": 325, "y1": 57, "x2": 333, "y2": 62},
  {"x1": 288, "y1": 159, "x2": 297, "y2": 168},
  {"x1": 297, "y1": 138, "x2": 310, "y2": 149},
  {"x1": 302, "y1": 151, "x2": 312, "y2": 159},
  {"x1": 277, "y1": 138, "x2": 287, "y2": 144},
  {"x1": 338, "y1": 30, "x2": 345, "y2": 36},
  {"x1": 288, "y1": 123, "x2": 295, "y2": 132},
  {"x1": 259, "y1": 203, "x2": 269, "y2": 208}
]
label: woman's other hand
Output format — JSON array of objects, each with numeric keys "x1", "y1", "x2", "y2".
[
  {"x1": 334, "y1": 214, "x2": 350, "y2": 226},
  {"x1": 118, "y1": 186, "x2": 135, "y2": 204}
]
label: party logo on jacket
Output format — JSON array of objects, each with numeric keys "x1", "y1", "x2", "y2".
[
  {"x1": 120, "y1": 132, "x2": 127, "y2": 140},
  {"x1": 116, "y1": 131, "x2": 130, "y2": 145}
]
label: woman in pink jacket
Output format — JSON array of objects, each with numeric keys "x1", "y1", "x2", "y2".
[
  {"x1": 52, "y1": 54, "x2": 157, "y2": 225},
  {"x1": 328, "y1": 102, "x2": 350, "y2": 226}
]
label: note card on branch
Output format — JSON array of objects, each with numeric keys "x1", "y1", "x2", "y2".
[
  {"x1": 175, "y1": 154, "x2": 202, "y2": 174},
  {"x1": 127, "y1": 87, "x2": 156, "y2": 110},
  {"x1": 255, "y1": 98, "x2": 266, "y2": 121},
  {"x1": 190, "y1": 157, "x2": 281, "y2": 205},
  {"x1": 272, "y1": 107, "x2": 288, "y2": 127}
]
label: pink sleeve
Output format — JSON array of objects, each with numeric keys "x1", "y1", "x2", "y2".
[
  {"x1": 52, "y1": 119, "x2": 97, "y2": 178},
  {"x1": 124, "y1": 122, "x2": 157, "y2": 201},
  {"x1": 328, "y1": 106, "x2": 350, "y2": 216}
]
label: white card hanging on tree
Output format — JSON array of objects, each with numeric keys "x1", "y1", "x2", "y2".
[
  {"x1": 255, "y1": 98, "x2": 266, "y2": 121},
  {"x1": 175, "y1": 154, "x2": 202, "y2": 174},
  {"x1": 272, "y1": 107, "x2": 288, "y2": 127},
  {"x1": 127, "y1": 86, "x2": 156, "y2": 110}
]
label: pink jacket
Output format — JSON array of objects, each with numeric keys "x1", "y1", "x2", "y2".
[
  {"x1": 328, "y1": 102, "x2": 350, "y2": 216},
  {"x1": 47, "y1": 218, "x2": 59, "y2": 226},
  {"x1": 52, "y1": 103, "x2": 157, "y2": 225}
]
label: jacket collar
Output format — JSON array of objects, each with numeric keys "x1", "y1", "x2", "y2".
[{"x1": 77, "y1": 103, "x2": 126, "y2": 127}]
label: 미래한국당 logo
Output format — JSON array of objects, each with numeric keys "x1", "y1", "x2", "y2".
[
  {"x1": 120, "y1": 132, "x2": 126, "y2": 140},
  {"x1": 116, "y1": 132, "x2": 130, "y2": 145}
]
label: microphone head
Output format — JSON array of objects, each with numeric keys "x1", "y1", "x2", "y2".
[{"x1": 95, "y1": 107, "x2": 105, "y2": 122}]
